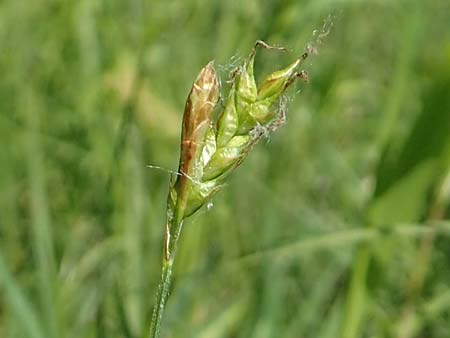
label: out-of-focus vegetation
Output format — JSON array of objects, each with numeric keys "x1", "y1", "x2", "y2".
[{"x1": 1, "y1": 1, "x2": 450, "y2": 338}]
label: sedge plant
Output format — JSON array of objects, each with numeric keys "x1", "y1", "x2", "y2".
[{"x1": 148, "y1": 40, "x2": 310, "y2": 338}]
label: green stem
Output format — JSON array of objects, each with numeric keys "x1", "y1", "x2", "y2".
[
  {"x1": 148, "y1": 214, "x2": 184, "y2": 338},
  {"x1": 148, "y1": 258, "x2": 174, "y2": 338}
]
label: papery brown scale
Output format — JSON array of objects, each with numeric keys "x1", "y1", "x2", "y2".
[
  {"x1": 180, "y1": 62, "x2": 218, "y2": 145},
  {"x1": 178, "y1": 62, "x2": 219, "y2": 175},
  {"x1": 175, "y1": 61, "x2": 219, "y2": 212}
]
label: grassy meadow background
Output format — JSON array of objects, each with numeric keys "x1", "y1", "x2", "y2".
[{"x1": 1, "y1": 0, "x2": 450, "y2": 337}]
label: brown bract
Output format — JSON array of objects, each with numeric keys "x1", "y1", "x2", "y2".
[{"x1": 175, "y1": 61, "x2": 219, "y2": 213}]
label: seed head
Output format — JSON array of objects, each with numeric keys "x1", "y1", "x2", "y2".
[{"x1": 167, "y1": 41, "x2": 309, "y2": 232}]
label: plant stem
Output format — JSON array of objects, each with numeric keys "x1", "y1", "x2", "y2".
[
  {"x1": 148, "y1": 258, "x2": 174, "y2": 338},
  {"x1": 148, "y1": 215, "x2": 183, "y2": 338}
]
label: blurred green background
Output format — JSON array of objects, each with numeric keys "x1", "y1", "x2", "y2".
[{"x1": 1, "y1": 0, "x2": 450, "y2": 338}]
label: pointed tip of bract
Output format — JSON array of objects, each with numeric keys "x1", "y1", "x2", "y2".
[
  {"x1": 200, "y1": 60, "x2": 216, "y2": 77},
  {"x1": 194, "y1": 60, "x2": 218, "y2": 93}
]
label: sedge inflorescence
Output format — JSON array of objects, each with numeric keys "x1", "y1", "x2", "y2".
[
  {"x1": 164, "y1": 40, "x2": 309, "y2": 259},
  {"x1": 149, "y1": 40, "x2": 311, "y2": 338}
]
